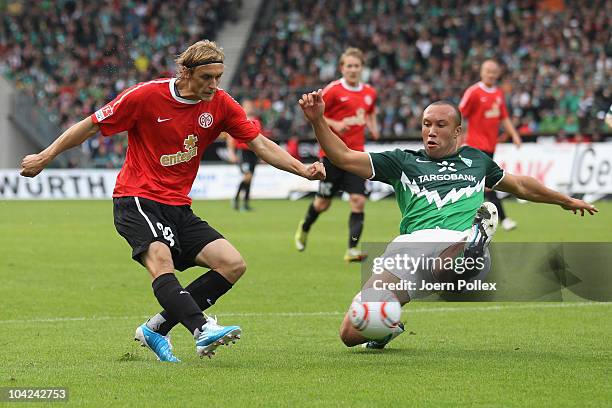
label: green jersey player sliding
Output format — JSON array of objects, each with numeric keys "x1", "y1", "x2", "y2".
[{"x1": 298, "y1": 90, "x2": 598, "y2": 350}]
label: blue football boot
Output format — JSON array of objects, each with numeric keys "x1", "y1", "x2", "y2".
[
  {"x1": 134, "y1": 323, "x2": 180, "y2": 363},
  {"x1": 195, "y1": 315, "x2": 241, "y2": 358}
]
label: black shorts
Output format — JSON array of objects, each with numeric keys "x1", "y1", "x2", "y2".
[
  {"x1": 238, "y1": 149, "x2": 258, "y2": 174},
  {"x1": 317, "y1": 157, "x2": 367, "y2": 198},
  {"x1": 113, "y1": 196, "x2": 224, "y2": 271}
]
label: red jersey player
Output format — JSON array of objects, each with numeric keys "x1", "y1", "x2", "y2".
[
  {"x1": 459, "y1": 59, "x2": 522, "y2": 231},
  {"x1": 295, "y1": 47, "x2": 379, "y2": 262},
  {"x1": 20, "y1": 40, "x2": 325, "y2": 362},
  {"x1": 225, "y1": 99, "x2": 262, "y2": 211}
]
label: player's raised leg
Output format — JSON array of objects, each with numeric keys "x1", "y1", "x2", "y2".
[
  {"x1": 485, "y1": 189, "x2": 516, "y2": 230},
  {"x1": 464, "y1": 201, "x2": 499, "y2": 261},
  {"x1": 429, "y1": 203, "x2": 497, "y2": 285}
]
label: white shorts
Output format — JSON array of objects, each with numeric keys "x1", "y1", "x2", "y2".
[
  {"x1": 390, "y1": 228, "x2": 471, "y2": 245},
  {"x1": 376, "y1": 228, "x2": 490, "y2": 299}
]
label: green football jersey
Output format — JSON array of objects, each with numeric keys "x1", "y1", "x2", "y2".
[{"x1": 369, "y1": 146, "x2": 504, "y2": 234}]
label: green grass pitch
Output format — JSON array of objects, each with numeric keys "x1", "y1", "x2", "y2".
[{"x1": 0, "y1": 199, "x2": 610, "y2": 407}]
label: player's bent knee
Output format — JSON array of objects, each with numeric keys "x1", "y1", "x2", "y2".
[
  {"x1": 339, "y1": 322, "x2": 359, "y2": 347},
  {"x1": 339, "y1": 324, "x2": 351, "y2": 346},
  {"x1": 339, "y1": 316, "x2": 361, "y2": 347},
  {"x1": 352, "y1": 204, "x2": 365, "y2": 213},
  {"x1": 314, "y1": 199, "x2": 331, "y2": 212},
  {"x1": 218, "y1": 256, "x2": 247, "y2": 282},
  {"x1": 349, "y1": 195, "x2": 366, "y2": 212},
  {"x1": 233, "y1": 258, "x2": 247, "y2": 278}
]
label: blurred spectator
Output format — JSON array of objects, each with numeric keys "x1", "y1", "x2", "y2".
[
  {"x1": 562, "y1": 114, "x2": 580, "y2": 134},
  {"x1": 539, "y1": 109, "x2": 566, "y2": 134}
]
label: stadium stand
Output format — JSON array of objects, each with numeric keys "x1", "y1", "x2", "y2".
[
  {"x1": 233, "y1": 0, "x2": 611, "y2": 141},
  {"x1": 0, "y1": 0, "x2": 240, "y2": 167},
  {"x1": 1, "y1": 0, "x2": 610, "y2": 166}
]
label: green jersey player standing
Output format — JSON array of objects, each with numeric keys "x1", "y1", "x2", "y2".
[{"x1": 298, "y1": 90, "x2": 598, "y2": 350}]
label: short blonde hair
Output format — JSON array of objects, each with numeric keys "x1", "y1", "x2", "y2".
[
  {"x1": 175, "y1": 40, "x2": 224, "y2": 78},
  {"x1": 339, "y1": 47, "x2": 365, "y2": 66}
]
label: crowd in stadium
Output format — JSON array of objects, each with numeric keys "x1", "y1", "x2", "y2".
[
  {"x1": 1, "y1": 0, "x2": 611, "y2": 168},
  {"x1": 237, "y1": 0, "x2": 611, "y2": 141},
  {"x1": 0, "y1": 0, "x2": 238, "y2": 167}
]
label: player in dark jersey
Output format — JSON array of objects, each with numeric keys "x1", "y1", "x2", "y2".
[
  {"x1": 20, "y1": 40, "x2": 325, "y2": 362},
  {"x1": 294, "y1": 47, "x2": 379, "y2": 262},
  {"x1": 226, "y1": 99, "x2": 261, "y2": 211},
  {"x1": 298, "y1": 90, "x2": 597, "y2": 350},
  {"x1": 460, "y1": 60, "x2": 522, "y2": 231}
]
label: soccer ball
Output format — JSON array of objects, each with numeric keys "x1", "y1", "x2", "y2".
[{"x1": 348, "y1": 289, "x2": 402, "y2": 340}]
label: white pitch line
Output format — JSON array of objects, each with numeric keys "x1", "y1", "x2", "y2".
[{"x1": 0, "y1": 302, "x2": 609, "y2": 325}]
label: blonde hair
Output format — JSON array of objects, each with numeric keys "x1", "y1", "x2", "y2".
[
  {"x1": 339, "y1": 47, "x2": 365, "y2": 66},
  {"x1": 175, "y1": 40, "x2": 225, "y2": 78}
]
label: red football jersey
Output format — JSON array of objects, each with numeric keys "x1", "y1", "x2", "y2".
[
  {"x1": 234, "y1": 118, "x2": 262, "y2": 150},
  {"x1": 459, "y1": 82, "x2": 509, "y2": 153},
  {"x1": 320, "y1": 78, "x2": 377, "y2": 156},
  {"x1": 91, "y1": 78, "x2": 259, "y2": 205}
]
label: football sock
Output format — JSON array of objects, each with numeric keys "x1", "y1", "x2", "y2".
[
  {"x1": 151, "y1": 271, "x2": 233, "y2": 336},
  {"x1": 235, "y1": 181, "x2": 246, "y2": 200},
  {"x1": 151, "y1": 273, "x2": 207, "y2": 336},
  {"x1": 485, "y1": 190, "x2": 506, "y2": 220},
  {"x1": 243, "y1": 181, "x2": 251, "y2": 202},
  {"x1": 302, "y1": 203, "x2": 320, "y2": 232},
  {"x1": 348, "y1": 212, "x2": 364, "y2": 248}
]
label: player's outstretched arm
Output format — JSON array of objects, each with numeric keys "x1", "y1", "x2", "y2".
[
  {"x1": 299, "y1": 90, "x2": 373, "y2": 179},
  {"x1": 247, "y1": 134, "x2": 325, "y2": 181},
  {"x1": 20, "y1": 117, "x2": 100, "y2": 178},
  {"x1": 324, "y1": 116, "x2": 348, "y2": 135},
  {"x1": 365, "y1": 107, "x2": 380, "y2": 140},
  {"x1": 495, "y1": 174, "x2": 598, "y2": 216},
  {"x1": 501, "y1": 117, "x2": 522, "y2": 147}
]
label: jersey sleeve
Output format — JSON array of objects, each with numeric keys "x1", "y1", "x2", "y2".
[
  {"x1": 250, "y1": 118, "x2": 263, "y2": 134},
  {"x1": 90, "y1": 84, "x2": 145, "y2": 137},
  {"x1": 368, "y1": 149, "x2": 404, "y2": 185},
  {"x1": 458, "y1": 86, "x2": 475, "y2": 118},
  {"x1": 322, "y1": 84, "x2": 335, "y2": 106},
  {"x1": 481, "y1": 151, "x2": 505, "y2": 188},
  {"x1": 222, "y1": 94, "x2": 259, "y2": 143}
]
